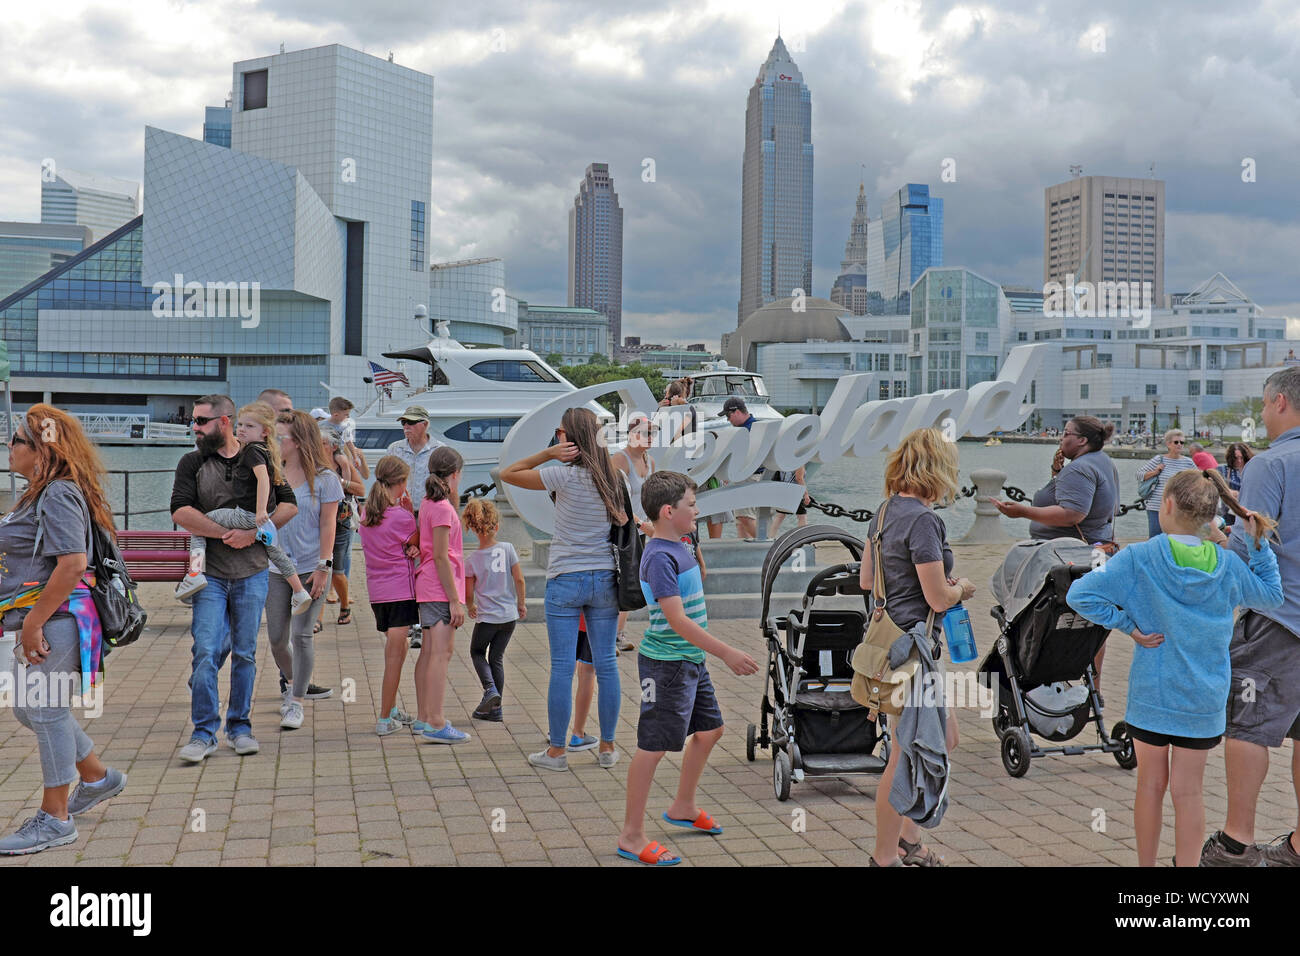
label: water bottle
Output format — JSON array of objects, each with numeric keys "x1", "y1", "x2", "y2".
[{"x1": 942, "y1": 604, "x2": 977, "y2": 664}]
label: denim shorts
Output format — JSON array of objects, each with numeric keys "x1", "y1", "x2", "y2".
[
  {"x1": 636, "y1": 654, "x2": 723, "y2": 752},
  {"x1": 333, "y1": 525, "x2": 353, "y2": 576},
  {"x1": 419, "y1": 601, "x2": 452, "y2": 628},
  {"x1": 1226, "y1": 611, "x2": 1300, "y2": 748}
]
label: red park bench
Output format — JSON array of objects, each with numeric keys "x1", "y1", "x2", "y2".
[{"x1": 116, "y1": 530, "x2": 191, "y2": 582}]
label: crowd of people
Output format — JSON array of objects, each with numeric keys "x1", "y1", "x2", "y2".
[{"x1": 2, "y1": 368, "x2": 1298, "y2": 868}]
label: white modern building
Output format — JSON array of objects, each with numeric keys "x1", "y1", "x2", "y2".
[{"x1": 41, "y1": 169, "x2": 141, "y2": 243}]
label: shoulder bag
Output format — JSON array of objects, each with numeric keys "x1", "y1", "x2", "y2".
[
  {"x1": 609, "y1": 480, "x2": 646, "y2": 612},
  {"x1": 850, "y1": 497, "x2": 936, "y2": 719},
  {"x1": 1137, "y1": 455, "x2": 1163, "y2": 501}
]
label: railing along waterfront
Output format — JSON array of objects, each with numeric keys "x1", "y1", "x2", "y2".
[{"x1": 1, "y1": 468, "x2": 177, "y2": 530}]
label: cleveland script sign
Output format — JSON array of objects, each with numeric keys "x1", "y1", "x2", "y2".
[{"x1": 500, "y1": 344, "x2": 1048, "y2": 534}]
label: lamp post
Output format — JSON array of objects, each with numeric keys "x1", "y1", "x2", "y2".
[
  {"x1": 1192, "y1": 406, "x2": 1197, "y2": 441},
  {"x1": 1152, "y1": 401, "x2": 1159, "y2": 448},
  {"x1": 1176, "y1": 404, "x2": 1181, "y2": 432}
]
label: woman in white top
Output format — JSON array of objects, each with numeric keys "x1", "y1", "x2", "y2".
[
  {"x1": 611, "y1": 413, "x2": 657, "y2": 652},
  {"x1": 1137, "y1": 429, "x2": 1198, "y2": 539}
]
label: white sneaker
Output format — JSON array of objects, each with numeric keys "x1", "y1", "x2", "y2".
[
  {"x1": 280, "y1": 689, "x2": 292, "y2": 715},
  {"x1": 175, "y1": 572, "x2": 207, "y2": 604},
  {"x1": 280, "y1": 701, "x2": 304, "y2": 730},
  {"x1": 290, "y1": 590, "x2": 313, "y2": 616}
]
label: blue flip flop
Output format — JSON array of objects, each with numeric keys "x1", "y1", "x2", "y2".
[
  {"x1": 617, "y1": 841, "x2": 681, "y2": 866},
  {"x1": 662, "y1": 810, "x2": 723, "y2": 835}
]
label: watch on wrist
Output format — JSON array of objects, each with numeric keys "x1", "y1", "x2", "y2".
[{"x1": 316, "y1": 559, "x2": 333, "y2": 570}]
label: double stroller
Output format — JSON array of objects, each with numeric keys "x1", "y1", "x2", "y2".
[
  {"x1": 979, "y1": 538, "x2": 1137, "y2": 777},
  {"x1": 747, "y1": 525, "x2": 887, "y2": 800}
]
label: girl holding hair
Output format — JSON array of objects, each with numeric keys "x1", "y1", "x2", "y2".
[
  {"x1": 0, "y1": 406, "x2": 126, "y2": 855},
  {"x1": 463, "y1": 498, "x2": 526, "y2": 722},
  {"x1": 858, "y1": 427, "x2": 972, "y2": 867},
  {"x1": 1067, "y1": 469, "x2": 1282, "y2": 867},
  {"x1": 266, "y1": 410, "x2": 341, "y2": 731},
  {"x1": 414, "y1": 446, "x2": 470, "y2": 744},
  {"x1": 358, "y1": 455, "x2": 420, "y2": 736},
  {"x1": 502, "y1": 406, "x2": 625, "y2": 771}
]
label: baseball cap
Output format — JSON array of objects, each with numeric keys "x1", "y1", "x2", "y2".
[
  {"x1": 309, "y1": 407, "x2": 330, "y2": 421},
  {"x1": 721, "y1": 396, "x2": 748, "y2": 415},
  {"x1": 398, "y1": 405, "x2": 430, "y2": 424}
]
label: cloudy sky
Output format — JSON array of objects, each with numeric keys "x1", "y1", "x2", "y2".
[{"x1": 2, "y1": 0, "x2": 1297, "y2": 349}]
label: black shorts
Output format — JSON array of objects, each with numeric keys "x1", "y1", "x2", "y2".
[
  {"x1": 576, "y1": 628, "x2": 592, "y2": 665},
  {"x1": 1128, "y1": 724, "x2": 1222, "y2": 751},
  {"x1": 636, "y1": 654, "x2": 724, "y2": 752},
  {"x1": 371, "y1": 599, "x2": 418, "y2": 633}
]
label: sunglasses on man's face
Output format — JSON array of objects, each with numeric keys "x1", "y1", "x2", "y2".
[{"x1": 191, "y1": 415, "x2": 224, "y2": 427}]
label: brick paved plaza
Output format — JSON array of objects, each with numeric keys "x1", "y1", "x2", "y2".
[{"x1": 1, "y1": 541, "x2": 1295, "y2": 868}]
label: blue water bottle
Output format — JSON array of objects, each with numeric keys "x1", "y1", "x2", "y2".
[{"x1": 942, "y1": 604, "x2": 977, "y2": 664}]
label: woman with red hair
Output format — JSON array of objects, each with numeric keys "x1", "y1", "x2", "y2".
[{"x1": 0, "y1": 406, "x2": 126, "y2": 855}]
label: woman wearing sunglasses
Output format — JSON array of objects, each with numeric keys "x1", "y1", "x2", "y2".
[
  {"x1": 0, "y1": 407, "x2": 125, "y2": 855},
  {"x1": 1137, "y1": 429, "x2": 1199, "y2": 538}
]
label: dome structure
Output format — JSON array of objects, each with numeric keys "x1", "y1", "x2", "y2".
[{"x1": 724, "y1": 296, "x2": 852, "y2": 370}]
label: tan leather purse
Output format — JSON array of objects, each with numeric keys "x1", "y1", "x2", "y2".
[{"x1": 851, "y1": 497, "x2": 934, "y2": 718}]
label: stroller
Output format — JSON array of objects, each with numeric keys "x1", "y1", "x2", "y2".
[
  {"x1": 979, "y1": 538, "x2": 1137, "y2": 777},
  {"x1": 747, "y1": 525, "x2": 887, "y2": 801}
]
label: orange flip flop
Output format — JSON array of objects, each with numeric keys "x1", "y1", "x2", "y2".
[
  {"x1": 616, "y1": 841, "x2": 681, "y2": 866},
  {"x1": 662, "y1": 810, "x2": 723, "y2": 835}
]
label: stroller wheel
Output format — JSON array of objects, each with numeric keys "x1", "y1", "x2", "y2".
[
  {"x1": 1110, "y1": 721, "x2": 1138, "y2": 770},
  {"x1": 745, "y1": 723, "x2": 757, "y2": 762},
  {"x1": 773, "y1": 750, "x2": 792, "y2": 801},
  {"x1": 991, "y1": 706, "x2": 1014, "y2": 741},
  {"x1": 1001, "y1": 728, "x2": 1032, "y2": 778}
]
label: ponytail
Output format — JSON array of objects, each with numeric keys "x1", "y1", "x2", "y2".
[
  {"x1": 1164, "y1": 467, "x2": 1278, "y2": 549},
  {"x1": 1203, "y1": 469, "x2": 1278, "y2": 550},
  {"x1": 423, "y1": 446, "x2": 464, "y2": 506},
  {"x1": 361, "y1": 455, "x2": 409, "y2": 527}
]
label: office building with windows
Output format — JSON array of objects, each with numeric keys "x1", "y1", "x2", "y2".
[
  {"x1": 40, "y1": 169, "x2": 140, "y2": 243},
  {"x1": 0, "y1": 222, "x2": 91, "y2": 301},
  {"x1": 1044, "y1": 175, "x2": 1165, "y2": 308},
  {"x1": 203, "y1": 102, "x2": 232, "y2": 147},
  {"x1": 0, "y1": 44, "x2": 512, "y2": 416},
  {"x1": 737, "y1": 36, "x2": 813, "y2": 326},
  {"x1": 568, "y1": 163, "x2": 623, "y2": 350},
  {"x1": 829, "y1": 183, "x2": 874, "y2": 315},
  {"x1": 517, "y1": 304, "x2": 608, "y2": 364},
  {"x1": 865, "y1": 184, "x2": 942, "y2": 315}
]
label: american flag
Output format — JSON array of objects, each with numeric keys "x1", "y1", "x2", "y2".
[{"x1": 368, "y1": 361, "x2": 409, "y2": 387}]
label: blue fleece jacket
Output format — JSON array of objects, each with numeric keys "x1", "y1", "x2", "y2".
[{"x1": 1066, "y1": 535, "x2": 1282, "y2": 738}]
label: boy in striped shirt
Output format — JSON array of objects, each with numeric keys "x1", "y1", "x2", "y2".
[{"x1": 616, "y1": 472, "x2": 758, "y2": 867}]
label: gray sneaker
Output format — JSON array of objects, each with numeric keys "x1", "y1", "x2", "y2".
[
  {"x1": 280, "y1": 701, "x2": 305, "y2": 730},
  {"x1": 68, "y1": 768, "x2": 127, "y2": 817},
  {"x1": 528, "y1": 749, "x2": 569, "y2": 772},
  {"x1": 179, "y1": 738, "x2": 217, "y2": 764},
  {"x1": 596, "y1": 748, "x2": 619, "y2": 769},
  {"x1": 0, "y1": 810, "x2": 78, "y2": 855},
  {"x1": 1259, "y1": 831, "x2": 1300, "y2": 867},
  {"x1": 1199, "y1": 831, "x2": 1265, "y2": 867},
  {"x1": 228, "y1": 733, "x2": 260, "y2": 756}
]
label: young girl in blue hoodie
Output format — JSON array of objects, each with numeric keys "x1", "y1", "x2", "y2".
[{"x1": 1067, "y1": 468, "x2": 1282, "y2": 867}]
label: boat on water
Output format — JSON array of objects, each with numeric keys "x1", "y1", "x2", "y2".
[
  {"x1": 682, "y1": 361, "x2": 784, "y2": 427},
  {"x1": 349, "y1": 319, "x2": 608, "y2": 490}
]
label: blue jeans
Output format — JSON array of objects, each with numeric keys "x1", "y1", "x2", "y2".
[
  {"x1": 189, "y1": 570, "x2": 269, "y2": 744},
  {"x1": 544, "y1": 570, "x2": 619, "y2": 747},
  {"x1": 1147, "y1": 507, "x2": 1162, "y2": 538}
]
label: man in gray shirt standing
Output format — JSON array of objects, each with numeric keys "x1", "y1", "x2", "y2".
[
  {"x1": 385, "y1": 405, "x2": 442, "y2": 647},
  {"x1": 1202, "y1": 367, "x2": 1300, "y2": 866}
]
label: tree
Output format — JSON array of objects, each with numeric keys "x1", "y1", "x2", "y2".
[
  {"x1": 1202, "y1": 408, "x2": 1237, "y2": 444},
  {"x1": 544, "y1": 352, "x2": 564, "y2": 366},
  {"x1": 555, "y1": 360, "x2": 668, "y2": 414}
]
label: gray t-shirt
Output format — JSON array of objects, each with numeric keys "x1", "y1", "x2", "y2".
[
  {"x1": 465, "y1": 542, "x2": 520, "y2": 624},
  {"x1": 865, "y1": 494, "x2": 952, "y2": 631},
  {"x1": 1029, "y1": 450, "x2": 1120, "y2": 543},
  {"x1": 276, "y1": 471, "x2": 344, "y2": 576},
  {"x1": 0, "y1": 480, "x2": 92, "y2": 627},
  {"x1": 539, "y1": 464, "x2": 616, "y2": 579}
]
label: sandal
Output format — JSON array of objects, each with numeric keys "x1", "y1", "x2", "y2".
[
  {"x1": 313, "y1": 619, "x2": 323, "y2": 635},
  {"x1": 662, "y1": 810, "x2": 723, "y2": 835},
  {"x1": 898, "y1": 836, "x2": 945, "y2": 867},
  {"x1": 616, "y1": 841, "x2": 681, "y2": 866},
  {"x1": 337, "y1": 607, "x2": 352, "y2": 625}
]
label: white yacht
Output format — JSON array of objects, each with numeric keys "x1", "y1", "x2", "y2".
[
  {"x1": 351, "y1": 320, "x2": 608, "y2": 490},
  {"x1": 685, "y1": 361, "x2": 784, "y2": 427}
]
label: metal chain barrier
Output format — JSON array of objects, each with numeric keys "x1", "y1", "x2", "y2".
[
  {"x1": 807, "y1": 484, "x2": 1146, "y2": 523},
  {"x1": 458, "y1": 482, "x2": 496, "y2": 505}
]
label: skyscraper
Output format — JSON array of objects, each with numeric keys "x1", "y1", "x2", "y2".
[
  {"x1": 738, "y1": 36, "x2": 813, "y2": 326},
  {"x1": 830, "y1": 182, "x2": 872, "y2": 314},
  {"x1": 567, "y1": 162, "x2": 623, "y2": 353},
  {"x1": 40, "y1": 168, "x2": 141, "y2": 243},
  {"x1": 866, "y1": 183, "x2": 943, "y2": 314},
  {"x1": 1044, "y1": 174, "x2": 1164, "y2": 307}
]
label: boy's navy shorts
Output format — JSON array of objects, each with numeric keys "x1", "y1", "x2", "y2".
[{"x1": 636, "y1": 654, "x2": 723, "y2": 753}]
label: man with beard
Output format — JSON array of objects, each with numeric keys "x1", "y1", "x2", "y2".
[{"x1": 170, "y1": 394, "x2": 298, "y2": 762}]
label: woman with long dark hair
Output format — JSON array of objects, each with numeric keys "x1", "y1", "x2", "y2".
[
  {"x1": 1217, "y1": 443, "x2": 1254, "y2": 527},
  {"x1": 0, "y1": 406, "x2": 126, "y2": 855},
  {"x1": 502, "y1": 406, "x2": 626, "y2": 771},
  {"x1": 265, "y1": 410, "x2": 341, "y2": 732}
]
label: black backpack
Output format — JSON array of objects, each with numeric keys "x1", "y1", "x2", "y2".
[{"x1": 35, "y1": 482, "x2": 148, "y2": 651}]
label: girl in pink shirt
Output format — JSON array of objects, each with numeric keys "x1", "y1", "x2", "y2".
[
  {"x1": 414, "y1": 447, "x2": 469, "y2": 744},
  {"x1": 358, "y1": 456, "x2": 419, "y2": 736}
]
